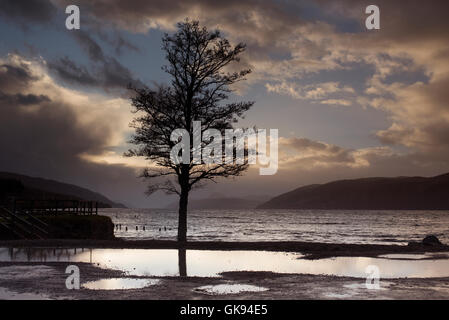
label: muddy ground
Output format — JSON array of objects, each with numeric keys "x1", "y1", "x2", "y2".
[
  {"x1": 1, "y1": 261, "x2": 449, "y2": 300},
  {"x1": 1, "y1": 239, "x2": 449, "y2": 299}
]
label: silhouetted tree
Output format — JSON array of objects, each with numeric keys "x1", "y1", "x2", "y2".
[{"x1": 126, "y1": 20, "x2": 253, "y2": 242}]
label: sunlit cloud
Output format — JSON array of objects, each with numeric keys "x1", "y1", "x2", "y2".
[{"x1": 2, "y1": 0, "x2": 449, "y2": 206}]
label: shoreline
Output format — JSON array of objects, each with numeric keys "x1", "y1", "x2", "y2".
[{"x1": 1, "y1": 239, "x2": 448, "y2": 259}]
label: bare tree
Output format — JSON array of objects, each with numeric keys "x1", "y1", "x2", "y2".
[{"x1": 126, "y1": 20, "x2": 254, "y2": 242}]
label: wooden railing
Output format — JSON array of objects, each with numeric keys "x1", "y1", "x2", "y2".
[
  {"x1": 0, "y1": 199, "x2": 99, "y2": 239},
  {"x1": 0, "y1": 206, "x2": 49, "y2": 239},
  {"x1": 12, "y1": 199, "x2": 98, "y2": 215}
]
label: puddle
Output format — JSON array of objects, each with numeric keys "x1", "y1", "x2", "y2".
[
  {"x1": 0, "y1": 248, "x2": 305, "y2": 277},
  {"x1": 82, "y1": 278, "x2": 160, "y2": 290},
  {"x1": 324, "y1": 293, "x2": 353, "y2": 299},
  {"x1": 2, "y1": 248, "x2": 449, "y2": 279},
  {"x1": 194, "y1": 284, "x2": 268, "y2": 295},
  {"x1": 378, "y1": 253, "x2": 449, "y2": 260},
  {"x1": 378, "y1": 254, "x2": 430, "y2": 260}
]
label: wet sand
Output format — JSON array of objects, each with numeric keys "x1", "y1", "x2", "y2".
[
  {"x1": 1, "y1": 239, "x2": 448, "y2": 259},
  {"x1": 1, "y1": 261, "x2": 449, "y2": 300}
]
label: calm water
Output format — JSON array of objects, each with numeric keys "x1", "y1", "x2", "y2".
[
  {"x1": 2, "y1": 248, "x2": 449, "y2": 278},
  {"x1": 194, "y1": 284, "x2": 269, "y2": 295},
  {"x1": 100, "y1": 208, "x2": 449, "y2": 245},
  {"x1": 82, "y1": 278, "x2": 160, "y2": 290}
]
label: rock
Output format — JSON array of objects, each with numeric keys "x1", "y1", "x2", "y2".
[{"x1": 422, "y1": 235, "x2": 442, "y2": 246}]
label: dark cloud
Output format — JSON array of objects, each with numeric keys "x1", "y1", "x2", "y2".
[
  {"x1": 74, "y1": 31, "x2": 106, "y2": 62},
  {"x1": 52, "y1": 0, "x2": 298, "y2": 30},
  {"x1": 112, "y1": 34, "x2": 140, "y2": 55},
  {"x1": 101, "y1": 57, "x2": 142, "y2": 89},
  {"x1": 49, "y1": 31, "x2": 143, "y2": 91},
  {"x1": 316, "y1": 0, "x2": 449, "y2": 42},
  {"x1": 0, "y1": 0, "x2": 56, "y2": 25},
  {"x1": 89, "y1": 28, "x2": 141, "y2": 56},
  {"x1": 0, "y1": 63, "x2": 37, "y2": 92},
  {"x1": 52, "y1": 0, "x2": 302, "y2": 64},
  {"x1": 0, "y1": 58, "x2": 111, "y2": 163},
  {"x1": 48, "y1": 57, "x2": 99, "y2": 86},
  {"x1": 0, "y1": 0, "x2": 140, "y2": 58},
  {"x1": 0, "y1": 55, "x2": 151, "y2": 207},
  {"x1": 0, "y1": 92, "x2": 51, "y2": 105}
]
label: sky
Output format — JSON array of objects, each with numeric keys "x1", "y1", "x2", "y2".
[{"x1": 1, "y1": 0, "x2": 449, "y2": 208}]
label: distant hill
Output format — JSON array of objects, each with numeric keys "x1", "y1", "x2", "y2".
[
  {"x1": 166, "y1": 197, "x2": 263, "y2": 210},
  {"x1": 0, "y1": 172, "x2": 125, "y2": 208},
  {"x1": 258, "y1": 173, "x2": 449, "y2": 210}
]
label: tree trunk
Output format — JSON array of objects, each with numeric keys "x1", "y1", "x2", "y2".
[{"x1": 178, "y1": 185, "x2": 189, "y2": 242}]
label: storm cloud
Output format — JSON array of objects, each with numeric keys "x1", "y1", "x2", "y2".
[
  {"x1": 1, "y1": 1, "x2": 449, "y2": 205},
  {"x1": 49, "y1": 31, "x2": 143, "y2": 92},
  {"x1": 0, "y1": 54, "x2": 150, "y2": 207},
  {"x1": 0, "y1": 0, "x2": 57, "y2": 26}
]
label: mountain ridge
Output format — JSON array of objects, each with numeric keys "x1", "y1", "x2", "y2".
[
  {"x1": 258, "y1": 173, "x2": 449, "y2": 210},
  {"x1": 0, "y1": 171, "x2": 125, "y2": 208}
]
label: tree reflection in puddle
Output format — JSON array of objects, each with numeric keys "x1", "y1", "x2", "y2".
[{"x1": 2, "y1": 248, "x2": 449, "y2": 279}]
